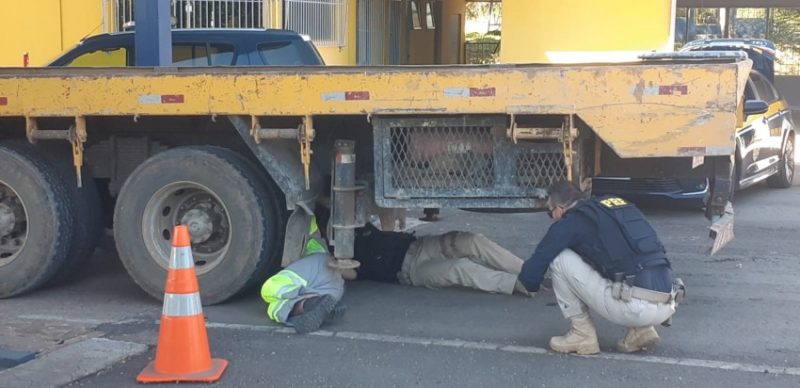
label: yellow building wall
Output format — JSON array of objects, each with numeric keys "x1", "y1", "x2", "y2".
[
  {"x1": 501, "y1": 0, "x2": 674, "y2": 63},
  {"x1": 314, "y1": 0, "x2": 358, "y2": 65},
  {"x1": 0, "y1": 0, "x2": 103, "y2": 67}
]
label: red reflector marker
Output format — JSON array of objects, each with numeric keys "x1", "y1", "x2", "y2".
[
  {"x1": 345, "y1": 91, "x2": 370, "y2": 101},
  {"x1": 161, "y1": 95, "x2": 185, "y2": 104},
  {"x1": 469, "y1": 87, "x2": 496, "y2": 97}
]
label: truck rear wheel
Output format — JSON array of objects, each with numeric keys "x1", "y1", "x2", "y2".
[
  {"x1": 0, "y1": 141, "x2": 74, "y2": 298},
  {"x1": 114, "y1": 146, "x2": 282, "y2": 305},
  {"x1": 37, "y1": 144, "x2": 103, "y2": 283}
]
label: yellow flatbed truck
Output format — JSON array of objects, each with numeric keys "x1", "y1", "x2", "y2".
[{"x1": 0, "y1": 53, "x2": 750, "y2": 303}]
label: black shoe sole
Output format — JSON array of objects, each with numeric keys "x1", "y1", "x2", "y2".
[{"x1": 288, "y1": 295, "x2": 337, "y2": 334}]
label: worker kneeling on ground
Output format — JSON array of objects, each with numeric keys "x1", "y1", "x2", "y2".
[
  {"x1": 260, "y1": 219, "x2": 347, "y2": 334},
  {"x1": 518, "y1": 180, "x2": 685, "y2": 354}
]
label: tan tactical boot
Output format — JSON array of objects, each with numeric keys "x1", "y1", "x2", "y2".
[
  {"x1": 549, "y1": 313, "x2": 600, "y2": 355},
  {"x1": 617, "y1": 326, "x2": 660, "y2": 353}
]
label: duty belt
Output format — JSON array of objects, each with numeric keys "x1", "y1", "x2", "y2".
[{"x1": 611, "y1": 278, "x2": 686, "y2": 304}]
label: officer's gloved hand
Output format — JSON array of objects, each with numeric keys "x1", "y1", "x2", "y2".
[{"x1": 514, "y1": 281, "x2": 536, "y2": 298}]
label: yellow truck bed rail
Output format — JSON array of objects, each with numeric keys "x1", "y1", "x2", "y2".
[{"x1": 0, "y1": 60, "x2": 751, "y2": 158}]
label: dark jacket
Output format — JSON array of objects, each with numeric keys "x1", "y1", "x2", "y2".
[{"x1": 519, "y1": 199, "x2": 672, "y2": 293}]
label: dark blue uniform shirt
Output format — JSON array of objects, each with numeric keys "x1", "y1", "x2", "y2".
[{"x1": 518, "y1": 209, "x2": 673, "y2": 293}]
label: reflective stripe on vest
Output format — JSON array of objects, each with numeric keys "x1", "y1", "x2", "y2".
[
  {"x1": 162, "y1": 292, "x2": 203, "y2": 316},
  {"x1": 304, "y1": 216, "x2": 328, "y2": 256},
  {"x1": 261, "y1": 269, "x2": 308, "y2": 321}
]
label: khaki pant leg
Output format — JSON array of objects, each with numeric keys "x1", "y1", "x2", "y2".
[
  {"x1": 400, "y1": 236, "x2": 442, "y2": 285},
  {"x1": 549, "y1": 249, "x2": 676, "y2": 327},
  {"x1": 412, "y1": 257, "x2": 517, "y2": 294},
  {"x1": 441, "y1": 232, "x2": 524, "y2": 274}
]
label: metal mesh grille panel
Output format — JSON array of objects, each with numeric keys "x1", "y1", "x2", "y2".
[
  {"x1": 516, "y1": 150, "x2": 567, "y2": 189},
  {"x1": 374, "y1": 116, "x2": 572, "y2": 206},
  {"x1": 390, "y1": 126, "x2": 494, "y2": 191}
]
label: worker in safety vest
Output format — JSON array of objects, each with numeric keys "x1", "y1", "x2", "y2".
[
  {"x1": 518, "y1": 180, "x2": 684, "y2": 354},
  {"x1": 260, "y1": 217, "x2": 346, "y2": 334}
]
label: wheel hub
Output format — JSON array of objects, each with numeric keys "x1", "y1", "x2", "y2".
[
  {"x1": 181, "y1": 208, "x2": 214, "y2": 244},
  {"x1": 143, "y1": 183, "x2": 231, "y2": 274},
  {"x1": 0, "y1": 184, "x2": 27, "y2": 265},
  {"x1": 0, "y1": 203, "x2": 14, "y2": 237}
]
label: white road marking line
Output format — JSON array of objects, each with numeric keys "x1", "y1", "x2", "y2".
[
  {"x1": 204, "y1": 321, "x2": 800, "y2": 377},
  {"x1": 19, "y1": 316, "x2": 800, "y2": 377},
  {"x1": 17, "y1": 314, "x2": 110, "y2": 326}
]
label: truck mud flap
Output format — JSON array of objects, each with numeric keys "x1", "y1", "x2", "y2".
[{"x1": 708, "y1": 201, "x2": 734, "y2": 256}]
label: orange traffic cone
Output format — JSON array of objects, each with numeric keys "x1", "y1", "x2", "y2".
[{"x1": 137, "y1": 225, "x2": 228, "y2": 383}]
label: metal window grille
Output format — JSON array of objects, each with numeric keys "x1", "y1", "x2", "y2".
[
  {"x1": 285, "y1": 0, "x2": 348, "y2": 47},
  {"x1": 358, "y1": 0, "x2": 390, "y2": 65},
  {"x1": 116, "y1": 0, "x2": 266, "y2": 31},
  {"x1": 464, "y1": 41, "x2": 500, "y2": 64},
  {"x1": 374, "y1": 116, "x2": 566, "y2": 208}
]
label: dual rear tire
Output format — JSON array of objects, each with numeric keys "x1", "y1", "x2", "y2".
[
  {"x1": 0, "y1": 141, "x2": 77, "y2": 297},
  {"x1": 0, "y1": 142, "x2": 284, "y2": 305},
  {"x1": 113, "y1": 146, "x2": 284, "y2": 305}
]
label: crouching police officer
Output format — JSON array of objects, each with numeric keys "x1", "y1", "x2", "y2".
[{"x1": 519, "y1": 180, "x2": 684, "y2": 354}]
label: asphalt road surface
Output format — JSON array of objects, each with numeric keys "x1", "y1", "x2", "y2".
[{"x1": 1, "y1": 171, "x2": 799, "y2": 387}]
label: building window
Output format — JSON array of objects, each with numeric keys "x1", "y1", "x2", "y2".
[
  {"x1": 410, "y1": 1, "x2": 422, "y2": 30},
  {"x1": 730, "y1": 8, "x2": 768, "y2": 39},
  {"x1": 425, "y1": 2, "x2": 435, "y2": 29},
  {"x1": 284, "y1": 0, "x2": 348, "y2": 47}
]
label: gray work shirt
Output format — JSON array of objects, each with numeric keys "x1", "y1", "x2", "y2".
[{"x1": 287, "y1": 253, "x2": 345, "y2": 301}]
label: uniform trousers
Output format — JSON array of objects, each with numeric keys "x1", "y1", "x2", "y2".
[
  {"x1": 399, "y1": 232, "x2": 523, "y2": 294},
  {"x1": 549, "y1": 249, "x2": 675, "y2": 327}
]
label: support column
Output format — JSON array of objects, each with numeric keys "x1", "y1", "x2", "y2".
[{"x1": 135, "y1": 0, "x2": 172, "y2": 66}]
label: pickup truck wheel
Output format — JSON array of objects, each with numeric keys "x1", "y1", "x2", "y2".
[
  {"x1": 0, "y1": 141, "x2": 73, "y2": 298},
  {"x1": 114, "y1": 146, "x2": 281, "y2": 305},
  {"x1": 767, "y1": 134, "x2": 795, "y2": 188},
  {"x1": 37, "y1": 144, "x2": 103, "y2": 284}
]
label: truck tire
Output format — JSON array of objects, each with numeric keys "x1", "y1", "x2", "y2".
[
  {"x1": 0, "y1": 141, "x2": 74, "y2": 298},
  {"x1": 114, "y1": 146, "x2": 282, "y2": 305},
  {"x1": 37, "y1": 144, "x2": 103, "y2": 283},
  {"x1": 767, "y1": 134, "x2": 795, "y2": 189}
]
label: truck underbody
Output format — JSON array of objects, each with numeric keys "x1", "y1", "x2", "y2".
[{"x1": 0, "y1": 58, "x2": 750, "y2": 303}]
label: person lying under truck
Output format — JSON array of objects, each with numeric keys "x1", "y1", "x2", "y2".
[
  {"x1": 518, "y1": 180, "x2": 685, "y2": 355},
  {"x1": 318, "y1": 207, "x2": 531, "y2": 296}
]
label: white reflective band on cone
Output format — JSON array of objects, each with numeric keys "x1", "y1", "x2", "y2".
[
  {"x1": 163, "y1": 292, "x2": 203, "y2": 316},
  {"x1": 169, "y1": 246, "x2": 195, "y2": 269}
]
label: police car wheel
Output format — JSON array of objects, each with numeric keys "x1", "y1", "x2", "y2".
[
  {"x1": 114, "y1": 146, "x2": 282, "y2": 305},
  {"x1": 767, "y1": 134, "x2": 795, "y2": 189}
]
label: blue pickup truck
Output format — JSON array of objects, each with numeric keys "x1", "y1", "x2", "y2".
[{"x1": 49, "y1": 29, "x2": 325, "y2": 67}]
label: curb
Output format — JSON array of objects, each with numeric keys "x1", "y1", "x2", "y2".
[{"x1": 0, "y1": 338, "x2": 147, "y2": 387}]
